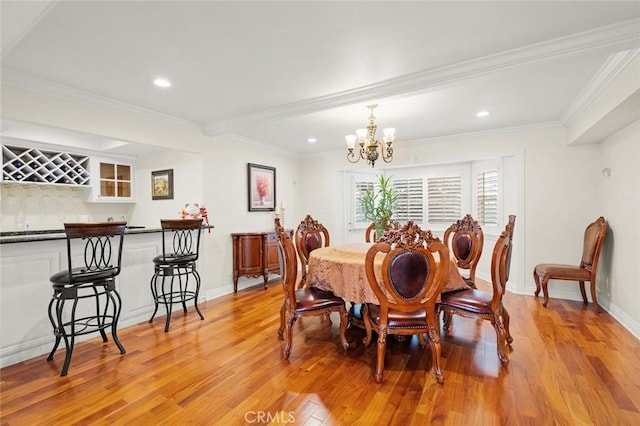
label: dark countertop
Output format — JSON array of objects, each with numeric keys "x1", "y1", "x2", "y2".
[{"x1": 0, "y1": 225, "x2": 213, "y2": 244}]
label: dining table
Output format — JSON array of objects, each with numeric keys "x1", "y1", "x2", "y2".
[{"x1": 306, "y1": 242, "x2": 471, "y2": 305}]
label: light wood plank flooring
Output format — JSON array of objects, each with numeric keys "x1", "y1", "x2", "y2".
[{"x1": 1, "y1": 280, "x2": 639, "y2": 425}]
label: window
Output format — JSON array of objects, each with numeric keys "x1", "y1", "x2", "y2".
[
  {"x1": 392, "y1": 178, "x2": 423, "y2": 222},
  {"x1": 427, "y1": 176, "x2": 462, "y2": 223},
  {"x1": 354, "y1": 180, "x2": 376, "y2": 224},
  {"x1": 476, "y1": 170, "x2": 498, "y2": 225}
]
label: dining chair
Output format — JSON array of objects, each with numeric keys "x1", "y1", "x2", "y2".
[
  {"x1": 295, "y1": 214, "x2": 330, "y2": 288},
  {"x1": 47, "y1": 222, "x2": 126, "y2": 376},
  {"x1": 275, "y1": 218, "x2": 348, "y2": 360},
  {"x1": 362, "y1": 221, "x2": 449, "y2": 384},
  {"x1": 438, "y1": 215, "x2": 516, "y2": 366},
  {"x1": 365, "y1": 220, "x2": 401, "y2": 243},
  {"x1": 533, "y1": 216, "x2": 607, "y2": 313},
  {"x1": 443, "y1": 214, "x2": 484, "y2": 288}
]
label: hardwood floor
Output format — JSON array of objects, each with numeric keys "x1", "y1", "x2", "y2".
[{"x1": 1, "y1": 280, "x2": 639, "y2": 425}]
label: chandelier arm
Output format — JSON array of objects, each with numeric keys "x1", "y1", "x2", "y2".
[{"x1": 347, "y1": 150, "x2": 360, "y2": 164}]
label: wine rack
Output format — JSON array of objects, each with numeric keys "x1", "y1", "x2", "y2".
[{"x1": 2, "y1": 145, "x2": 90, "y2": 186}]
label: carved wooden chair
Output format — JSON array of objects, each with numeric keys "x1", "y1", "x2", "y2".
[
  {"x1": 295, "y1": 214, "x2": 330, "y2": 288},
  {"x1": 443, "y1": 214, "x2": 484, "y2": 288},
  {"x1": 365, "y1": 220, "x2": 401, "y2": 243},
  {"x1": 533, "y1": 216, "x2": 607, "y2": 313},
  {"x1": 275, "y1": 218, "x2": 348, "y2": 360},
  {"x1": 438, "y1": 215, "x2": 516, "y2": 366},
  {"x1": 362, "y1": 221, "x2": 449, "y2": 384}
]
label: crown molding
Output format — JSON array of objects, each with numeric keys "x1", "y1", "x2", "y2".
[
  {"x1": 561, "y1": 48, "x2": 639, "y2": 125},
  {"x1": 0, "y1": 68, "x2": 203, "y2": 132},
  {"x1": 204, "y1": 19, "x2": 640, "y2": 136}
]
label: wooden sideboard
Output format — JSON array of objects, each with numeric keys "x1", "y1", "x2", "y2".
[{"x1": 231, "y1": 230, "x2": 292, "y2": 292}]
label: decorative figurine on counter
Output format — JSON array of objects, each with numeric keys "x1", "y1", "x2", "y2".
[{"x1": 180, "y1": 203, "x2": 210, "y2": 233}]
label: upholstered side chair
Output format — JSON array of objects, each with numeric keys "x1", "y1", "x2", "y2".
[
  {"x1": 533, "y1": 216, "x2": 608, "y2": 313},
  {"x1": 275, "y1": 218, "x2": 348, "y2": 360},
  {"x1": 362, "y1": 221, "x2": 449, "y2": 384},
  {"x1": 438, "y1": 215, "x2": 516, "y2": 367},
  {"x1": 295, "y1": 214, "x2": 330, "y2": 288},
  {"x1": 443, "y1": 214, "x2": 484, "y2": 288}
]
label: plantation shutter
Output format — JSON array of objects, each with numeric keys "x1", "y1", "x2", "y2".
[
  {"x1": 476, "y1": 170, "x2": 498, "y2": 225},
  {"x1": 427, "y1": 176, "x2": 462, "y2": 223},
  {"x1": 354, "y1": 180, "x2": 376, "y2": 224},
  {"x1": 392, "y1": 178, "x2": 423, "y2": 222}
]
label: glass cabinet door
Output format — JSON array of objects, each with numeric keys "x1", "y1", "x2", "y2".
[{"x1": 99, "y1": 162, "x2": 131, "y2": 198}]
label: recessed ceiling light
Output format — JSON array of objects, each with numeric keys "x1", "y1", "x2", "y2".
[
  {"x1": 476, "y1": 110, "x2": 491, "y2": 117},
  {"x1": 307, "y1": 138, "x2": 317, "y2": 144},
  {"x1": 153, "y1": 78, "x2": 171, "y2": 88}
]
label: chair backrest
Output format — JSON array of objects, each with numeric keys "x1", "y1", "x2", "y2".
[
  {"x1": 159, "y1": 218, "x2": 203, "y2": 261},
  {"x1": 443, "y1": 214, "x2": 484, "y2": 282},
  {"x1": 63, "y1": 221, "x2": 126, "y2": 284},
  {"x1": 366, "y1": 221, "x2": 449, "y2": 315},
  {"x1": 490, "y1": 215, "x2": 516, "y2": 309},
  {"x1": 580, "y1": 216, "x2": 607, "y2": 272},
  {"x1": 275, "y1": 218, "x2": 297, "y2": 305},
  {"x1": 365, "y1": 220, "x2": 401, "y2": 243},
  {"x1": 295, "y1": 215, "x2": 330, "y2": 267}
]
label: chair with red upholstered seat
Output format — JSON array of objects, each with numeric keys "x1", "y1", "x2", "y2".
[
  {"x1": 295, "y1": 214, "x2": 330, "y2": 288},
  {"x1": 275, "y1": 218, "x2": 348, "y2": 360},
  {"x1": 533, "y1": 216, "x2": 607, "y2": 313},
  {"x1": 362, "y1": 221, "x2": 449, "y2": 384},
  {"x1": 443, "y1": 214, "x2": 484, "y2": 288},
  {"x1": 438, "y1": 215, "x2": 516, "y2": 366}
]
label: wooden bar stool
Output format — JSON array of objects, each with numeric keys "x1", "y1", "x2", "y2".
[
  {"x1": 47, "y1": 222, "x2": 126, "y2": 376},
  {"x1": 149, "y1": 219, "x2": 204, "y2": 332}
]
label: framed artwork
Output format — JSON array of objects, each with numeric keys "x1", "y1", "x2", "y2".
[
  {"x1": 248, "y1": 163, "x2": 276, "y2": 211},
  {"x1": 151, "y1": 169, "x2": 174, "y2": 200}
]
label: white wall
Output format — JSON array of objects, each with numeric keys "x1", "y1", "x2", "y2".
[
  {"x1": 598, "y1": 120, "x2": 640, "y2": 334},
  {"x1": 2, "y1": 81, "x2": 638, "y2": 343}
]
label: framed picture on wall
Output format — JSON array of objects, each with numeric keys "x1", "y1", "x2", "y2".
[
  {"x1": 248, "y1": 163, "x2": 276, "y2": 211},
  {"x1": 152, "y1": 169, "x2": 174, "y2": 200}
]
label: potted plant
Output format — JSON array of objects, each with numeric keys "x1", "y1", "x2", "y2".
[{"x1": 360, "y1": 175, "x2": 398, "y2": 239}]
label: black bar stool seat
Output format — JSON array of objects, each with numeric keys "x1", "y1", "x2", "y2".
[
  {"x1": 149, "y1": 219, "x2": 205, "y2": 332},
  {"x1": 47, "y1": 221, "x2": 126, "y2": 376}
]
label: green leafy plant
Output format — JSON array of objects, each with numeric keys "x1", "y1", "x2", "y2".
[{"x1": 360, "y1": 175, "x2": 398, "y2": 239}]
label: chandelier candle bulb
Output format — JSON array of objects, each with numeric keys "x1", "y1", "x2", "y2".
[{"x1": 346, "y1": 135, "x2": 356, "y2": 149}]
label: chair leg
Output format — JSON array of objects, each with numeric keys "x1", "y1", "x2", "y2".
[
  {"x1": 283, "y1": 311, "x2": 296, "y2": 360},
  {"x1": 191, "y1": 268, "x2": 205, "y2": 320},
  {"x1": 443, "y1": 310, "x2": 453, "y2": 332},
  {"x1": 541, "y1": 276, "x2": 550, "y2": 308},
  {"x1": 338, "y1": 307, "x2": 349, "y2": 351},
  {"x1": 427, "y1": 326, "x2": 444, "y2": 384},
  {"x1": 589, "y1": 280, "x2": 600, "y2": 313},
  {"x1": 578, "y1": 280, "x2": 588, "y2": 304},
  {"x1": 108, "y1": 288, "x2": 126, "y2": 354},
  {"x1": 362, "y1": 305, "x2": 373, "y2": 346},
  {"x1": 533, "y1": 269, "x2": 541, "y2": 297},
  {"x1": 374, "y1": 326, "x2": 387, "y2": 383},
  {"x1": 502, "y1": 306, "x2": 513, "y2": 344},
  {"x1": 148, "y1": 271, "x2": 160, "y2": 323},
  {"x1": 493, "y1": 316, "x2": 510, "y2": 367},
  {"x1": 162, "y1": 275, "x2": 174, "y2": 333},
  {"x1": 278, "y1": 303, "x2": 286, "y2": 339}
]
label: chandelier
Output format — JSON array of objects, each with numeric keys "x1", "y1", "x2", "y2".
[{"x1": 345, "y1": 104, "x2": 395, "y2": 168}]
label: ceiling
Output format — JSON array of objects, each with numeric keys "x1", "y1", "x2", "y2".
[{"x1": 1, "y1": 1, "x2": 639, "y2": 157}]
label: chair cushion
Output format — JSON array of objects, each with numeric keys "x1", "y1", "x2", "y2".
[
  {"x1": 535, "y1": 264, "x2": 591, "y2": 280},
  {"x1": 50, "y1": 267, "x2": 118, "y2": 285},
  {"x1": 153, "y1": 253, "x2": 198, "y2": 265},
  {"x1": 366, "y1": 304, "x2": 428, "y2": 330},
  {"x1": 295, "y1": 287, "x2": 345, "y2": 313},
  {"x1": 439, "y1": 288, "x2": 493, "y2": 315}
]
